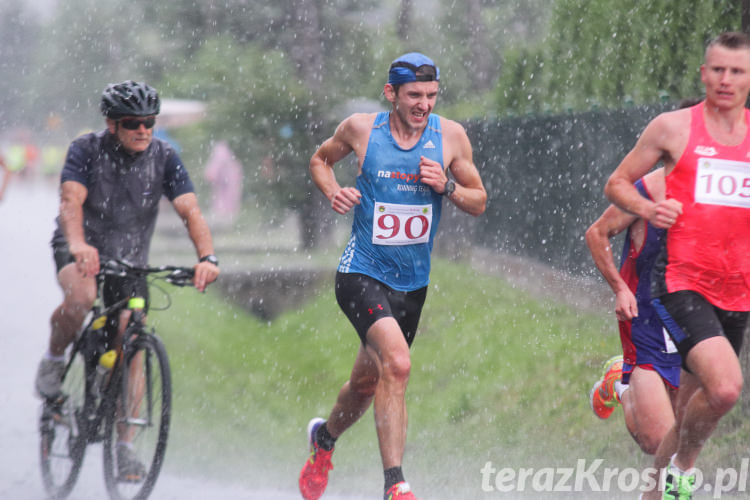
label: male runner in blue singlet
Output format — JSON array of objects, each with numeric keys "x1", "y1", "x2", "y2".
[
  {"x1": 298, "y1": 53, "x2": 486, "y2": 500},
  {"x1": 586, "y1": 168, "x2": 680, "y2": 458}
]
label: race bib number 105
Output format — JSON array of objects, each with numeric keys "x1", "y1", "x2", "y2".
[
  {"x1": 372, "y1": 202, "x2": 432, "y2": 246},
  {"x1": 695, "y1": 158, "x2": 750, "y2": 208}
]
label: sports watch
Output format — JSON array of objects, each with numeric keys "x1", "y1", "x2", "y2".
[
  {"x1": 199, "y1": 254, "x2": 219, "y2": 266},
  {"x1": 442, "y1": 179, "x2": 456, "y2": 197}
]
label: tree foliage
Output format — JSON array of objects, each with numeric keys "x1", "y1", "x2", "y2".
[
  {"x1": 496, "y1": 0, "x2": 742, "y2": 115},
  {"x1": 0, "y1": 0, "x2": 42, "y2": 128},
  {"x1": 167, "y1": 38, "x2": 316, "y2": 204},
  {"x1": 159, "y1": 2, "x2": 382, "y2": 222},
  {"x1": 23, "y1": 1, "x2": 742, "y2": 245},
  {"x1": 156, "y1": 0, "x2": 388, "y2": 247}
]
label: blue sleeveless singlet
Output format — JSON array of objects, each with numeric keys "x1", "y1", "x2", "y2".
[
  {"x1": 618, "y1": 179, "x2": 681, "y2": 387},
  {"x1": 338, "y1": 112, "x2": 444, "y2": 291}
]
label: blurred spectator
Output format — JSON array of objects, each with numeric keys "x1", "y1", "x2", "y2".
[
  {"x1": 5, "y1": 128, "x2": 40, "y2": 180},
  {"x1": 204, "y1": 140, "x2": 243, "y2": 223},
  {"x1": 41, "y1": 144, "x2": 66, "y2": 183},
  {"x1": 0, "y1": 154, "x2": 10, "y2": 201},
  {"x1": 6, "y1": 143, "x2": 26, "y2": 175}
]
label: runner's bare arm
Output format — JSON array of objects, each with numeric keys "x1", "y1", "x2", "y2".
[
  {"x1": 59, "y1": 180, "x2": 100, "y2": 276},
  {"x1": 310, "y1": 114, "x2": 371, "y2": 214},
  {"x1": 435, "y1": 119, "x2": 486, "y2": 216},
  {"x1": 605, "y1": 114, "x2": 684, "y2": 228},
  {"x1": 585, "y1": 206, "x2": 640, "y2": 320}
]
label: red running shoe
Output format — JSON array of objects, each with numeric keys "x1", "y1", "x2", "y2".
[
  {"x1": 589, "y1": 355, "x2": 623, "y2": 419},
  {"x1": 299, "y1": 418, "x2": 334, "y2": 500},
  {"x1": 385, "y1": 481, "x2": 420, "y2": 500}
]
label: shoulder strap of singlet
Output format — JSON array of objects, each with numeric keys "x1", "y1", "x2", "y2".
[
  {"x1": 427, "y1": 113, "x2": 441, "y2": 133},
  {"x1": 690, "y1": 102, "x2": 702, "y2": 135},
  {"x1": 373, "y1": 111, "x2": 389, "y2": 130},
  {"x1": 634, "y1": 178, "x2": 652, "y2": 202}
]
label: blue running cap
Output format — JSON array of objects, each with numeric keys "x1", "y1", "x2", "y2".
[{"x1": 388, "y1": 53, "x2": 440, "y2": 85}]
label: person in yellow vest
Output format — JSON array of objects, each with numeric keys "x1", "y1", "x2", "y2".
[
  {"x1": 5, "y1": 143, "x2": 26, "y2": 176},
  {"x1": 41, "y1": 144, "x2": 66, "y2": 182}
]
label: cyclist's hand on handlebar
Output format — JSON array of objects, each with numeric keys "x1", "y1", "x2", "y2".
[
  {"x1": 70, "y1": 241, "x2": 100, "y2": 277},
  {"x1": 192, "y1": 260, "x2": 219, "y2": 292}
]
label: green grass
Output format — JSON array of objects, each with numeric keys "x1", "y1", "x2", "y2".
[{"x1": 147, "y1": 258, "x2": 749, "y2": 499}]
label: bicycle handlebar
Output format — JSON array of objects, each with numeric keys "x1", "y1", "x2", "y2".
[{"x1": 98, "y1": 259, "x2": 195, "y2": 287}]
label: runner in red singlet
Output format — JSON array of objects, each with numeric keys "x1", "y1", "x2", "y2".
[{"x1": 605, "y1": 32, "x2": 750, "y2": 500}]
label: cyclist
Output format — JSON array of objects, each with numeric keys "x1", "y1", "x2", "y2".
[
  {"x1": 34, "y1": 80, "x2": 220, "y2": 478},
  {"x1": 299, "y1": 53, "x2": 486, "y2": 500}
]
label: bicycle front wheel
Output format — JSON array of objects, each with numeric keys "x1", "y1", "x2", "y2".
[
  {"x1": 102, "y1": 333, "x2": 172, "y2": 500},
  {"x1": 39, "y1": 349, "x2": 90, "y2": 499}
]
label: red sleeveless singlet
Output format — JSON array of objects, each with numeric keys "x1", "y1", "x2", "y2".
[{"x1": 664, "y1": 102, "x2": 750, "y2": 310}]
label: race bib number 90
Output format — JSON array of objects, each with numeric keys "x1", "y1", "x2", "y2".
[
  {"x1": 372, "y1": 202, "x2": 432, "y2": 246},
  {"x1": 695, "y1": 158, "x2": 750, "y2": 208}
]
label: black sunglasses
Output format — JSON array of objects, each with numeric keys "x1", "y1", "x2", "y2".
[{"x1": 119, "y1": 117, "x2": 156, "y2": 130}]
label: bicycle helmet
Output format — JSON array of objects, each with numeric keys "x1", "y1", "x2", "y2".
[{"x1": 100, "y1": 80, "x2": 160, "y2": 119}]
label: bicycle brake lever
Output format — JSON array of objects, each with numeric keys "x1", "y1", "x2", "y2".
[{"x1": 165, "y1": 269, "x2": 194, "y2": 287}]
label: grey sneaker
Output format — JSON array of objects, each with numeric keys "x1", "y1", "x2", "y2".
[
  {"x1": 35, "y1": 357, "x2": 65, "y2": 399},
  {"x1": 117, "y1": 446, "x2": 146, "y2": 483}
]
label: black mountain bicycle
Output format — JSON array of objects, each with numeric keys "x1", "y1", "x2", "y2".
[{"x1": 39, "y1": 258, "x2": 196, "y2": 500}]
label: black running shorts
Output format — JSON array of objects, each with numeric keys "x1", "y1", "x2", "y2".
[
  {"x1": 335, "y1": 272, "x2": 427, "y2": 346},
  {"x1": 652, "y1": 290, "x2": 748, "y2": 370},
  {"x1": 51, "y1": 240, "x2": 149, "y2": 311}
]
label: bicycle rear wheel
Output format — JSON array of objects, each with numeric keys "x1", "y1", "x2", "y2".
[
  {"x1": 102, "y1": 333, "x2": 172, "y2": 500},
  {"x1": 39, "y1": 349, "x2": 91, "y2": 499}
]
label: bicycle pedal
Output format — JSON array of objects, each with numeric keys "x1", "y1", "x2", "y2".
[
  {"x1": 117, "y1": 474, "x2": 145, "y2": 484},
  {"x1": 46, "y1": 392, "x2": 67, "y2": 405}
]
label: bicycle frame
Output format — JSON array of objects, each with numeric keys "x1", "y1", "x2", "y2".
[
  {"x1": 66, "y1": 293, "x2": 148, "y2": 444},
  {"x1": 40, "y1": 258, "x2": 195, "y2": 500},
  {"x1": 69, "y1": 260, "x2": 192, "y2": 440}
]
